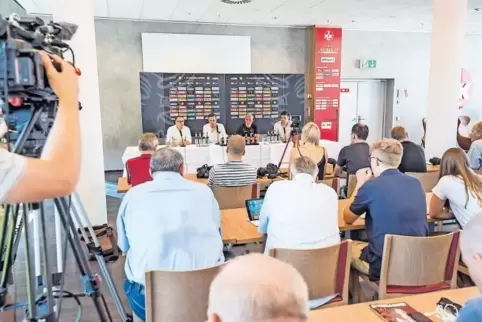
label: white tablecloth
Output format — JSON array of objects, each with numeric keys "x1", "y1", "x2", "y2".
[{"x1": 121, "y1": 141, "x2": 341, "y2": 176}]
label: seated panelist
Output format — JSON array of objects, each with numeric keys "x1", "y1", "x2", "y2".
[
  {"x1": 273, "y1": 111, "x2": 292, "y2": 143},
  {"x1": 236, "y1": 113, "x2": 259, "y2": 141},
  {"x1": 125, "y1": 133, "x2": 158, "y2": 187},
  {"x1": 203, "y1": 113, "x2": 227, "y2": 144},
  {"x1": 166, "y1": 116, "x2": 192, "y2": 146}
]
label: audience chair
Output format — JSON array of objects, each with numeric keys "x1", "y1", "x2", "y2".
[
  {"x1": 144, "y1": 263, "x2": 225, "y2": 322},
  {"x1": 320, "y1": 178, "x2": 339, "y2": 193},
  {"x1": 347, "y1": 175, "x2": 357, "y2": 198},
  {"x1": 269, "y1": 240, "x2": 352, "y2": 309},
  {"x1": 406, "y1": 171, "x2": 439, "y2": 193},
  {"x1": 212, "y1": 183, "x2": 260, "y2": 210},
  {"x1": 351, "y1": 232, "x2": 460, "y2": 302}
]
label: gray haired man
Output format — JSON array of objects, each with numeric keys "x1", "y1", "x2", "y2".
[
  {"x1": 117, "y1": 147, "x2": 224, "y2": 321},
  {"x1": 208, "y1": 254, "x2": 309, "y2": 322}
]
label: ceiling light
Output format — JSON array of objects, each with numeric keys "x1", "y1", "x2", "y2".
[{"x1": 221, "y1": 0, "x2": 252, "y2": 4}]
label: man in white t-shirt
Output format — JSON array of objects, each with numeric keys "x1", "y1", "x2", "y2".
[
  {"x1": 203, "y1": 113, "x2": 227, "y2": 144},
  {"x1": 165, "y1": 116, "x2": 192, "y2": 146},
  {"x1": 430, "y1": 175, "x2": 482, "y2": 228},
  {"x1": 259, "y1": 156, "x2": 340, "y2": 251},
  {"x1": 273, "y1": 111, "x2": 292, "y2": 143}
]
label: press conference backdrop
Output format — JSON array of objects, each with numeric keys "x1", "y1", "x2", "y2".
[{"x1": 140, "y1": 73, "x2": 305, "y2": 137}]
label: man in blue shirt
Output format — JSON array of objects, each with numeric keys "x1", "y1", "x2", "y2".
[
  {"x1": 117, "y1": 147, "x2": 224, "y2": 321},
  {"x1": 343, "y1": 139, "x2": 428, "y2": 281},
  {"x1": 457, "y1": 214, "x2": 482, "y2": 321}
]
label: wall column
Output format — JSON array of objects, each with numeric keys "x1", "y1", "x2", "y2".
[
  {"x1": 425, "y1": 0, "x2": 467, "y2": 158},
  {"x1": 53, "y1": 0, "x2": 107, "y2": 225}
]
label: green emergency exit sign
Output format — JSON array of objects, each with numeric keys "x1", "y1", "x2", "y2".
[{"x1": 358, "y1": 59, "x2": 377, "y2": 69}]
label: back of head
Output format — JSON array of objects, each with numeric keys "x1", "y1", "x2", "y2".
[
  {"x1": 227, "y1": 135, "x2": 246, "y2": 156},
  {"x1": 440, "y1": 147, "x2": 482, "y2": 205},
  {"x1": 301, "y1": 122, "x2": 320, "y2": 146},
  {"x1": 391, "y1": 126, "x2": 408, "y2": 142},
  {"x1": 351, "y1": 123, "x2": 369, "y2": 141},
  {"x1": 150, "y1": 147, "x2": 184, "y2": 174},
  {"x1": 471, "y1": 121, "x2": 482, "y2": 141},
  {"x1": 138, "y1": 133, "x2": 159, "y2": 152},
  {"x1": 291, "y1": 156, "x2": 318, "y2": 179},
  {"x1": 461, "y1": 214, "x2": 482, "y2": 292},
  {"x1": 370, "y1": 139, "x2": 403, "y2": 169},
  {"x1": 208, "y1": 254, "x2": 308, "y2": 322}
]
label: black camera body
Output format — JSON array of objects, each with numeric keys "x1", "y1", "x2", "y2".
[{"x1": 0, "y1": 14, "x2": 77, "y2": 157}]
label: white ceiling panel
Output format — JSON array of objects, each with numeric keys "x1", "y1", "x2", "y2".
[{"x1": 13, "y1": 0, "x2": 482, "y2": 34}]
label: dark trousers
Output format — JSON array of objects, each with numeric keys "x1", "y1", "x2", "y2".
[{"x1": 124, "y1": 280, "x2": 145, "y2": 321}]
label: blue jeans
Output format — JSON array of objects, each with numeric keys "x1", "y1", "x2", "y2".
[{"x1": 124, "y1": 280, "x2": 145, "y2": 321}]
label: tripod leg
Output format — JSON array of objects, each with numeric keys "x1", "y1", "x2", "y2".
[
  {"x1": 21, "y1": 204, "x2": 37, "y2": 319},
  {"x1": 53, "y1": 197, "x2": 110, "y2": 322},
  {"x1": 38, "y1": 202, "x2": 54, "y2": 314},
  {"x1": 71, "y1": 192, "x2": 131, "y2": 322}
]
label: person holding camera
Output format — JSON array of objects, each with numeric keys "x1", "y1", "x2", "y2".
[{"x1": 0, "y1": 53, "x2": 80, "y2": 203}]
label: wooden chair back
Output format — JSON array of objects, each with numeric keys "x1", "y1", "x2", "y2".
[
  {"x1": 212, "y1": 183, "x2": 260, "y2": 210},
  {"x1": 269, "y1": 240, "x2": 352, "y2": 308},
  {"x1": 145, "y1": 263, "x2": 225, "y2": 322},
  {"x1": 378, "y1": 232, "x2": 460, "y2": 299},
  {"x1": 347, "y1": 175, "x2": 357, "y2": 198},
  {"x1": 406, "y1": 171, "x2": 440, "y2": 193}
]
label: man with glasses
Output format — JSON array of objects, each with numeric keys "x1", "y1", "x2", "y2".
[
  {"x1": 343, "y1": 139, "x2": 428, "y2": 281},
  {"x1": 273, "y1": 111, "x2": 292, "y2": 143},
  {"x1": 166, "y1": 116, "x2": 192, "y2": 146}
]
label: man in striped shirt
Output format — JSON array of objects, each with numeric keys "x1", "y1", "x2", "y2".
[{"x1": 208, "y1": 135, "x2": 257, "y2": 187}]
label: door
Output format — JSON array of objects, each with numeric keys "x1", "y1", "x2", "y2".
[{"x1": 338, "y1": 80, "x2": 386, "y2": 147}]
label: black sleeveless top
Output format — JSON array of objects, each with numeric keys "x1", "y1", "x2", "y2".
[{"x1": 296, "y1": 146, "x2": 326, "y2": 180}]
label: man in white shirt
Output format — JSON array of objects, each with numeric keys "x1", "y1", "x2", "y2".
[
  {"x1": 273, "y1": 111, "x2": 292, "y2": 143},
  {"x1": 165, "y1": 116, "x2": 192, "y2": 146},
  {"x1": 259, "y1": 156, "x2": 340, "y2": 252},
  {"x1": 203, "y1": 113, "x2": 227, "y2": 144}
]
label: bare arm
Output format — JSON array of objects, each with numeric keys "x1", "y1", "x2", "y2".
[
  {"x1": 4, "y1": 53, "x2": 80, "y2": 203},
  {"x1": 343, "y1": 187, "x2": 360, "y2": 224},
  {"x1": 428, "y1": 194, "x2": 453, "y2": 220},
  {"x1": 334, "y1": 164, "x2": 344, "y2": 177}
]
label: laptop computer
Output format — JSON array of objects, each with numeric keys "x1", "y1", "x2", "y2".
[{"x1": 245, "y1": 198, "x2": 264, "y2": 227}]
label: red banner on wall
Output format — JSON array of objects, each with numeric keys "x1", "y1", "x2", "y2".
[{"x1": 313, "y1": 27, "x2": 342, "y2": 141}]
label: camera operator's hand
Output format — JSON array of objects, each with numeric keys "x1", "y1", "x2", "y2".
[
  {"x1": 40, "y1": 53, "x2": 78, "y2": 105},
  {"x1": 1, "y1": 53, "x2": 81, "y2": 204}
]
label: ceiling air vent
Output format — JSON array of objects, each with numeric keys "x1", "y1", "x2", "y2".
[{"x1": 221, "y1": 0, "x2": 252, "y2": 4}]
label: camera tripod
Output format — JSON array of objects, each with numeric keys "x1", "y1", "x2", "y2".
[{"x1": 0, "y1": 107, "x2": 132, "y2": 321}]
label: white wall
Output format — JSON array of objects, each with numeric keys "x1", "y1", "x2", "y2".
[
  {"x1": 141, "y1": 33, "x2": 251, "y2": 73},
  {"x1": 342, "y1": 31, "x2": 482, "y2": 144}
]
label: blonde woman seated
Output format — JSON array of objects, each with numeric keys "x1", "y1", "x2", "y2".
[
  {"x1": 429, "y1": 147, "x2": 482, "y2": 228},
  {"x1": 288, "y1": 122, "x2": 328, "y2": 180}
]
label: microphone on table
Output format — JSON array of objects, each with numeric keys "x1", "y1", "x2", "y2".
[{"x1": 179, "y1": 128, "x2": 186, "y2": 147}]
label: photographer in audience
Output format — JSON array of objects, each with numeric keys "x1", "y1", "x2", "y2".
[
  {"x1": 343, "y1": 139, "x2": 428, "y2": 281},
  {"x1": 0, "y1": 53, "x2": 80, "y2": 203},
  {"x1": 207, "y1": 254, "x2": 309, "y2": 322},
  {"x1": 125, "y1": 133, "x2": 158, "y2": 186},
  {"x1": 117, "y1": 147, "x2": 224, "y2": 321},
  {"x1": 288, "y1": 122, "x2": 328, "y2": 180}
]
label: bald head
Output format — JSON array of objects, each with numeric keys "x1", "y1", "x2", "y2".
[
  {"x1": 207, "y1": 254, "x2": 308, "y2": 322},
  {"x1": 227, "y1": 135, "x2": 245, "y2": 161}
]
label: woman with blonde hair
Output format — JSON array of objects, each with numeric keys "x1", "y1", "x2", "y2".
[
  {"x1": 288, "y1": 122, "x2": 328, "y2": 180},
  {"x1": 468, "y1": 121, "x2": 482, "y2": 170},
  {"x1": 429, "y1": 148, "x2": 482, "y2": 227}
]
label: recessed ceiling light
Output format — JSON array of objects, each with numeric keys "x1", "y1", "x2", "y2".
[{"x1": 221, "y1": 0, "x2": 252, "y2": 4}]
